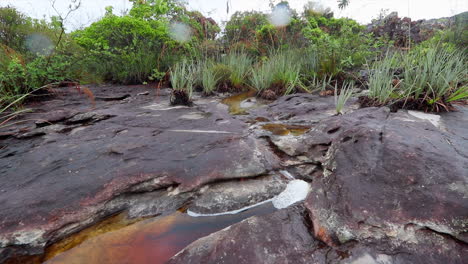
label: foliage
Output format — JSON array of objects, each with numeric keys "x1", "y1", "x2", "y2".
[
  {"x1": 367, "y1": 51, "x2": 399, "y2": 104},
  {"x1": 200, "y1": 61, "x2": 220, "y2": 95},
  {"x1": 250, "y1": 62, "x2": 274, "y2": 92},
  {"x1": 401, "y1": 46, "x2": 467, "y2": 109},
  {"x1": 249, "y1": 49, "x2": 305, "y2": 95},
  {"x1": 366, "y1": 45, "x2": 467, "y2": 111},
  {"x1": 73, "y1": 0, "x2": 219, "y2": 84},
  {"x1": 334, "y1": 81, "x2": 354, "y2": 114},
  {"x1": 211, "y1": 63, "x2": 233, "y2": 85},
  {"x1": 302, "y1": 14, "x2": 373, "y2": 77},
  {"x1": 170, "y1": 60, "x2": 195, "y2": 98},
  {"x1": 224, "y1": 11, "x2": 269, "y2": 46},
  {"x1": 221, "y1": 52, "x2": 253, "y2": 87},
  {"x1": 268, "y1": 50, "x2": 303, "y2": 94},
  {"x1": 0, "y1": 6, "x2": 31, "y2": 53},
  {"x1": 0, "y1": 7, "x2": 80, "y2": 108},
  {"x1": 338, "y1": 0, "x2": 350, "y2": 10}
]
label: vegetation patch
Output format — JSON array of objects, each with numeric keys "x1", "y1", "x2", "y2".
[{"x1": 361, "y1": 45, "x2": 467, "y2": 112}]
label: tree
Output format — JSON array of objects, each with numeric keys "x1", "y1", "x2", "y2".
[
  {"x1": 338, "y1": 0, "x2": 349, "y2": 10},
  {"x1": 0, "y1": 6, "x2": 31, "y2": 52}
]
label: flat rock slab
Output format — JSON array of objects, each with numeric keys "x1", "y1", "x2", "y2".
[
  {"x1": 0, "y1": 85, "x2": 280, "y2": 253},
  {"x1": 1, "y1": 87, "x2": 467, "y2": 263}
]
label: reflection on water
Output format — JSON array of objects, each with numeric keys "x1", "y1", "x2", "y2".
[
  {"x1": 221, "y1": 90, "x2": 257, "y2": 115},
  {"x1": 45, "y1": 203, "x2": 276, "y2": 264},
  {"x1": 261, "y1": 123, "x2": 310, "y2": 136}
]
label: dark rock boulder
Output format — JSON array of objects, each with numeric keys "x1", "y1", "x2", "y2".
[
  {"x1": 300, "y1": 107, "x2": 468, "y2": 260},
  {"x1": 367, "y1": 11, "x2": 468, "y2": 47}
]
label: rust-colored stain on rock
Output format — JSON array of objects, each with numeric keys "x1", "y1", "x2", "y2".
[{"x1": 261, "y1": 123, "x2": 310, "y2": 136}]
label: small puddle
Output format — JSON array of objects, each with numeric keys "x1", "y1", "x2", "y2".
[
  {"x1": 43, "y1": 203, "x2": 276, "y2": 264},
  {"x1": 221, "y1": 90, "x2": 257, "y2": 115},
  {"x1": 261, "y1": 124, "x2": 310, "y2": 136}
]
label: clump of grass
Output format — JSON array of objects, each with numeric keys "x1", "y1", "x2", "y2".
[
  {"x1": 309, "y1": 75, "x2": 333, "y2": 92},
  {"x1": 334, "y1": 81, "x2": 354, "y2": 115},
  {"x1": 250, "y1": 50, "x2": 306, "y2": 98},
  {"x1": 250, "y1": 62, "x2": 274, "y2": 93},
  {"x1": 367, "y1": 52, "x2": 399, "y2": 104},
  {"x1": 170, "y1": 60, "x2": 195, "y2": 106},
  {"x1": 269, "y1": 51, "x2": 303, "y2": 95},
  {"x1": 301, "y1": 47, "x2": 319, "y2": 76},
  {"x1": 401, "y1": 47, "x2": 467, "y2": 110},
  {"x1": 200, "y1": 61, "x2": 220, "y2": 95},
  {"x1": 222, "y1": 51, "x2": 252, "y2": 88},
  {"x1": 364, "y1": 46, "x2": 467, "y2": 112}
]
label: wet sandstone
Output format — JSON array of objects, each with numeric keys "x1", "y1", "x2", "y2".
[{"x1": 0, "y1": 86, "x2": 466, "y2": 263}]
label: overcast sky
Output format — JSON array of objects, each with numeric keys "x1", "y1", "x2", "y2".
[{"x1": 1, "y1": 0, "x2": 467, "y2": 30}]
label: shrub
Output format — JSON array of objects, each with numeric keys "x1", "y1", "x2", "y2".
[
  {"x1": 0, "y1": 7, "x2": 82, "y2": 108},
  {"x1": 73, "y1": 1, "x2": 220, "y2": 85}
]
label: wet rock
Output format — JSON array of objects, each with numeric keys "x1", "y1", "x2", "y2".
[
  {"x1": 15, "y1": 130, "x2": 46, "y2": 139},
  {"x1": 250, "y1": 93, "x2": 357, "y2": 123},
  {"x1": 239, "y1": 98, "x2": 256, "y2": 108},
  {"x1": 2, "y1": 83, "x2": 467, "y2": 263},
  {"x1": 95, "y1": 94, "x2": 131, "y2": 101},
  {"x1": 300, "y1": 107, "x2": 468, "y2": 257},
  {"x1": 35, "y1": 110, "x2": 74, "y2": 128},
  {"x1": 168, "y1": 205, "x2": 322, "y2": 264},
  {"x1": 65, "y1": 112, "x2": 114, "y2": 125},
  {"x1": 170, "y1": 205, "x2": 468, "y2": 264},
  {"x1": 0, "y1": 85, "x2": 281, "y2": 260},
  {"x1": 39, "y1": 124, "x2": 74, "y2": 134},
  {"x1": 188, "y1": 175, "x2": 287, "y2": 215},
  {"x1": 0, "y1": 131, "x2": 17, "y2": 140}
]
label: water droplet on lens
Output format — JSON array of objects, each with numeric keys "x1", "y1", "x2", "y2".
[
  {"x1": 25, "y1": 34, "x2": 54, "y2": 56},
  {"x1": 269, "y1": 5, "x2": 292, "y2": 27},
  {"x1": 169, "y1": 22, "x2": 191, "y2": 43}
]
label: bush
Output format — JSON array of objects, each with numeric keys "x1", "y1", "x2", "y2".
[
  {"x1": 72, "y1": 14, "x2": 170, "y2": 84},
  {"x1": 73, "y1": 1, "x2": 220, "y2": 84},
  {"x1": 0, "y1": 7, "x2": 81, "y2": 108}
]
